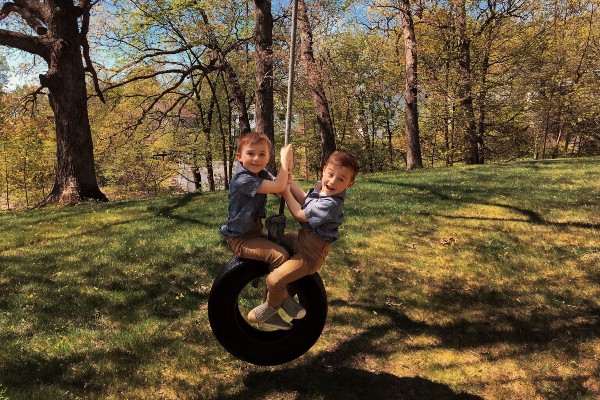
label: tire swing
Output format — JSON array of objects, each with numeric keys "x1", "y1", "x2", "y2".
[
  {"x1": 208, "y1": 0, "x2": 328, "y2": 365},
  {"x1": 208, "y1": 257, "x2": 328, "y2": 366}
]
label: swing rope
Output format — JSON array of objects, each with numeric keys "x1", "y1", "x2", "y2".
[
  {"x1": 280, "y1": 0, "x2": 299, "y2": 215},
  {"x1": 267, "y1": 0, "x2": 299, "y2": 244}
]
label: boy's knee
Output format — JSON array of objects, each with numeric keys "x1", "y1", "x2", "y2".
[{"x1": 271, "y1": 248, "x2": 290, "y2": 269}]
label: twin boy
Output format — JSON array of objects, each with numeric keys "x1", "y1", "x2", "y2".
[{"x1": 220, "y1": 132, "x2": 359, "y2": 330}]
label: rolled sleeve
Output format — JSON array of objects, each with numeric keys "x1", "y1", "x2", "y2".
[
  {"x1": 305, "y1": 198, "x2": 341, "y2": 229},
  {"x1": 235, "y1": 172, "x2": 263, "y2": 197}
]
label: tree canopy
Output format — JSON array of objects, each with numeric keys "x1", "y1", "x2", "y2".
[{"x1": 1, "y1": 0, "x2": 599, "y2": 209}]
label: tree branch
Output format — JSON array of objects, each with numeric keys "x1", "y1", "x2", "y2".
[
  {"x1": 1, "y1": 2, "x2": 47, "y2": 34},
  {"x1": 0, "y1": 29, "x2": 48, "y2": 58},
  {"x1": 78, "y1": 6, "x2": 104, "y2": 102}
]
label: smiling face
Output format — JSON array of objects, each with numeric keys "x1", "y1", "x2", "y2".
[
  {"x1": 319, "y1": 163, "x2": 355, "y2": 196},
  {"x1": 237, "y1": 141, "x2": 271, "y2": 174}
]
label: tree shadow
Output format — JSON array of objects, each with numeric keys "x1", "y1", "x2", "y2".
[
  {"x1": 368, "y1": 178, "x2": 600, "y2": 230},
  {"x1": 233, "y1": 366, "x2": 482, "y2": 400},
  {"x1": 147, "y1": 192, "x2": 216, "y2": 226},
  {"x1": 218, "y1": 304, "x2": 483, "y2": 400}
]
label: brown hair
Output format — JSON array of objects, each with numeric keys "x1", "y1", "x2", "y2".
[
  {"x1": 237, "y1": 131, "x2": 272, "y2": 153},
  {"x1": 325, "y1": 150, "x2": 359, "y2": 181}
]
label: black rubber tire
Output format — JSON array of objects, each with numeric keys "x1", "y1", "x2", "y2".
[{"x1": 208, "y1": 257, "x2": 328, "y2": 366}]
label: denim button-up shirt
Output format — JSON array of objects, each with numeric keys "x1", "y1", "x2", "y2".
[
  {"x1": 300, "y1": 183, "x2": 346, "y2": 242},
  {"x1": 220, "y1": 163, "x2": 274, "y2": 237}
]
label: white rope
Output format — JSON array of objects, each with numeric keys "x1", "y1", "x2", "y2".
[{"x1": 284, "y1": 0, "x2": 299, "y2": 147}]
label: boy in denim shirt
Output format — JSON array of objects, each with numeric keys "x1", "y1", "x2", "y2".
[
  {"x1": 247, "y1": 150, "x2": 359, "y2": 330},
  {"x1": 220, "y1": 132, "x2": 293, "y2": 316}
]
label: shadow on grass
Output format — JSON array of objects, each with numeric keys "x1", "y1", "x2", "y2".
[
  {"x1": 220, "y1": 301, "x2": 483, "y2": 400},
  {"x1": 235, "y1": 367, "x2": 482, "y2": 400},
  {"x1": 367, "y1": 178, "x2": 600, "y2": 230},
  {"x1": 220, "y1": 284, "x2": 600, "y2": 399},
  {"x1": 148, "y1": 192, "x2": 227, "y2": 227}
]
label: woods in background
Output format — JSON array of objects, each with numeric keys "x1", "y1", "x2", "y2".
[{"x1": 1, "y1": 0, "x2": 599, "y2": 209}]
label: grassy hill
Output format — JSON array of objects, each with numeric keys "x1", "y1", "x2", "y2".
[{"x1": 1, "y1": 157, "x2": 599, "y2": 399}]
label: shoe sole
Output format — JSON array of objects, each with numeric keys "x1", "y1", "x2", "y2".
[
  {"x1": 286, "y1": 309, "x2": 306, "y2": 319},
  {"x1": 259, "y1": 321, "x2": 292, "y2": 330}
]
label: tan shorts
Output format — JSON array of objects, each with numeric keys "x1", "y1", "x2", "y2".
[
  {"x1": 226, "y1": 229, "x2": 290, "y2": 269},
  {"x1": 287, "y1": 229, "x2": 331, "y2": 274}
]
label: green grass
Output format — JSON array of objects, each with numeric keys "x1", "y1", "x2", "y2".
[{"x1": 1, "y1": 157, "x2": 599, "y2": 399}]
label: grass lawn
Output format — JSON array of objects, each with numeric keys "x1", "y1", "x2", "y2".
[{"x1": 1, "y1": 157, "x2": 599, "y2": 399}]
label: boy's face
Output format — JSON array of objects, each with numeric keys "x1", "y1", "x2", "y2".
[
  {"x1": 320, "y1": 163, "x2": 354, "y2": 196},
  {"x1": 237, "y1": 141, "x2": 270, "y2": 174}
]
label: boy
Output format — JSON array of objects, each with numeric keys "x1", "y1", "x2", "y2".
[
  {"x1": 220, "y1": 131, "x2": 293, "y2": 290},
  {"x1": 247, "y1": 150, "x2": 359, "y2": 330}
]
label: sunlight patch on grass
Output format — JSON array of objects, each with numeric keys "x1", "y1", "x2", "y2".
[{"x1": 1, "y1": 158, "x2": 599, "y2": 399}]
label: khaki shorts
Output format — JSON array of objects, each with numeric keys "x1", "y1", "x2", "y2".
[
  {"x1": 287, "y1": 229, "x2": 331, "y2": 274},
  {"x1": 226, "y1": 229, "x2": 290, "y2": 269}
]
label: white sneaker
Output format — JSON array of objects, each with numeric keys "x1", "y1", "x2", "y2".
[
  {"x1": 247, "y1": 302, "x2": 278, "y2": 323},
  {"x1": 281, "y1": 296, "x2": 306, "y2": 319},
  {"x1": 260, "y1": 313, "x2": 292, "y2": 330}
]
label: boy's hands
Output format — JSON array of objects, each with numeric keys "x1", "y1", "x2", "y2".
[{"x1": 280, "y1": 144, "x2": 293, "y2": 171}]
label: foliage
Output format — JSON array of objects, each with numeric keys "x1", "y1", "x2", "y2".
[
  {"x1": 0, "y1": 157, "x2": 599, "y2": 399},
  {"x1": 1, "y1": 0, "x2": 599, "y2": 208},
  {"x1": 0, "y1": 55, "x2": 8, "y2": 92},
  {"x1": 0, "y1": 89, "x2": 54, "y2": 210}
]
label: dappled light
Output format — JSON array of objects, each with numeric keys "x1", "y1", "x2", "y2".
[{"x1": 1, "y1": 158, "x2": 598, "y2": 398}]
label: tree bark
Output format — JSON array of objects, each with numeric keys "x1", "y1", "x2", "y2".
[
  {"x1": 253, "y1": 0, "x2": 275, "y2": 171},
  {"x1": 0, "y1": 0, "x2": 107, "y2": 204},
  {"x1": 398, "y1": 0, "x2": 423, "y2": 170},
  {"x1": 452, "y1": 0, "x2": 480, "y2": 165},
  {"x1": 297, "y1": 0, "x2": 336, "y2": 167}
]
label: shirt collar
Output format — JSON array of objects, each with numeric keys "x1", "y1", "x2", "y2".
[{"x1": 309, "y1": 182, "x2": 346, "y2": 200}]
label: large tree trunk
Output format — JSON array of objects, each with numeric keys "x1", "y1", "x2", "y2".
[
  {"x1": 452, "y1": 0, "x2": 480, "y2": 165},
  {"x1": 297, "y1": 0, "x2": 336, "y2": 167},
  {"x1": 1, "y1": 0, "x2": 107, "y2": 205},
  {"x1": 399, "y1": 0, "x2": 423, "y2": 170},
  {"x1": 253, "y1": 0, "x2": 275, "y2": 171},
  {"x1": 42, "y1": 30, "x2": 107, "y2": 204}
]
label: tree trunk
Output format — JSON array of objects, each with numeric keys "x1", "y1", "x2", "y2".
[
  {"x1": 399, "y1": 0, "x2": 423, "y2": 170},
  {"x1": 1, "y1": 0, "x2": 107, "y2": 205},
  {"x1": 43, "y1": 49, "x2": 107, "y2": 204},
  {"x1": 444, "y1": 56, "x2": 454, "y2": 166},
  {"x1": 476, "y1": 35, "x2": 492, "y2": 164},
  {"x1": 297, "y1": 0, "x2": 336, "y2": 167},
  {"x1": 253, "y1": 0, "x2": 275, "y2": 171},
  {"x1": 195, "y1": 79, "x2": 216, "y2": 191},
  {"x1": 452, "y1": 0, "x2": 479, "y2": 165}
]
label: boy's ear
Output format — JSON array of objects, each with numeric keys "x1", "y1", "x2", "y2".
[
  {"x1": 236, "y1": 152, "x2": 242, "y2": 162},
  {"x1": 348, "y1": 180, "x2": 355, "y2": 188}
]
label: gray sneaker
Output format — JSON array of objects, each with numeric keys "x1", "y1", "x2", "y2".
[
  {"x1": 247, "y1": 302, "x2": 278, "y2": 323},
  {"x1": 260, "y1": 313, "x2": 292, "y2": 330},
  {"x1": 281, "y1": 296, "x2": 306, "y2": 319}
]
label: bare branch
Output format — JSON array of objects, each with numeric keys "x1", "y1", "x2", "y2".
[
  {"x1": 0, "y1": 29, "x2": 48, "y2": 58},
  {"x1": 78, "y1": 7, "x2": 104, "y2": 102},
  {"x1": 101, "y1": 68, "x2": 190, "y2": 92},
  {"x1": 108, "y1": 45, "x2": 194, "y2": 75},
  {"x1": 0, "y1": 2, "x2": 47, "y2": 34}
]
